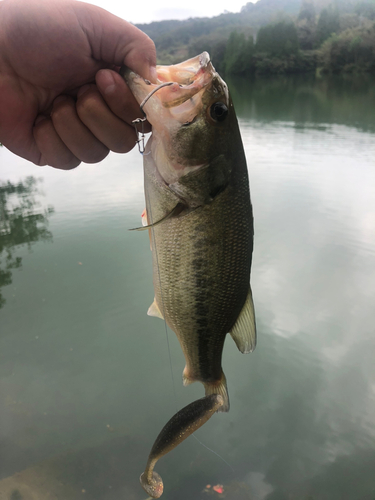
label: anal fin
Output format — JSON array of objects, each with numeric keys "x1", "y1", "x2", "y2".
[
  {"x1": 230, "y1": 287, "x2": 256, "y2": 353},
  {"x1": 182, "y1": 365, "x2": 195, "y2": 386},
  {"x1": 147, "y1": 298, "x2": 164, "y2": 320}
]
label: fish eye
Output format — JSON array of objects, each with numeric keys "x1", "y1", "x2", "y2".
[{"x1": 210, "y1": 102, "x2": 228, "y2": 122}]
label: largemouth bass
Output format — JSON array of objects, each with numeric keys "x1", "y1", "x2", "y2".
[{"x1": 122, "y1": 52, "x2": 256, "y2": 413}]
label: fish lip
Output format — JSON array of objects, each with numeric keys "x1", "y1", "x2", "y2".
[
  {"x1": 199, "y1": 51, "x2": 211, "y2": 67},
  {"x1": 156, "y1": 51, "x2": 212, "y2": 86},
  {"x1": 121, "y1": 52, "x2": 215, "y2": 113}
]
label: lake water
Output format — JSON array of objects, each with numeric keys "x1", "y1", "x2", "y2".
[{"x1": 1, "y1": 73, "x2": 375, "y2": 500}]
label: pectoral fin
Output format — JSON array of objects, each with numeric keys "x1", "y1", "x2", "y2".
[
  {"x1": 141, "y1": 208, "x2": 148, "y2": 226},
  {"x1": 229, "y1": 287, "x2": 256, "y2": 353},
  {"x1": 141, "y1": 208, "x2": 153, "y2": 250},
  {"x1": 147, "y1": 299, "x2": 164, "y2": 320},
  {"x1": 129, "y1": 203, "x2": 185, "y2": 231}
]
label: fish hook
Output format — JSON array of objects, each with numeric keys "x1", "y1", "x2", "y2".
[
  {"x1": 132, "y1": 82, "x2": 175, "y2": 155},
  {"x1": 132, "y1": 117, "x2": 147, "y2": 154}
]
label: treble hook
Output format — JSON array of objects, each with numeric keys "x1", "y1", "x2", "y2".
[{"x1": 132, "y1": 82, "x2": 175, "y2": 155}]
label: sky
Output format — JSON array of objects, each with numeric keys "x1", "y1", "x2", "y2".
[{"x1": 81, "y1": 0, "x2": 253, "y2": 25}]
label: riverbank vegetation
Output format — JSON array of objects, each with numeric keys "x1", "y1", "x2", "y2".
[{"x1": 137, "y1": 0, "x2": 375, "y2": 75}]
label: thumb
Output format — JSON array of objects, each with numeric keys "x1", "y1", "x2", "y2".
[{"x1": 73, "y1": 1, "x2": 157, "y2": 83}]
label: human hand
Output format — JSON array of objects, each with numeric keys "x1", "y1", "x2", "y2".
[{"x1": 0, "y1": 0, "x2": 156, "y2": 169}]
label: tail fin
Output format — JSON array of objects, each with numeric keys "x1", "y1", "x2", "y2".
[{"x1": 203, "y1": 372, "x2": 229, "y2": 412}]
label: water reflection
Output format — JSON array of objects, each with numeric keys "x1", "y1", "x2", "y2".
[
  {"x1": 0, "y1": 177, "x2": 54, "y2": 310},
  {"x1": 228, "y1": 73, "x2": 375, "y2": 133}
]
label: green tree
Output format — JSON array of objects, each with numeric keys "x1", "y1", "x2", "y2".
[
  {"x1": 297, "y1": 1, "x2": 317, "y2": 49},
  {"x1": 355, "y1": 1, "x2": 375, "y2": 20},
  {"x1": 318, "y1": 22, "x2": 375, "y2": 72},
  {"x1": 256, "y1": 21, "x2": 299, "y2": 56},
  {"x1": 188, "y1": 33, "x2": 228, "y2": 73},
  {"x1": 298, "y1": 0, "x2": 315, "y2": 22},
  {"x1": 223, "y1": 31, "x2": 255, "y2": 75},
  {"x1": 316, "y1": 6, "x2": 340, "y2": 46},
  {"x1": 0, "y1": 177, "x2": 54, "y2": 309}
]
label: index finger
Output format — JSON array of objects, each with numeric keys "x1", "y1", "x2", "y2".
[{"x1": 73, "y1": 2, "x2": 157, "y2": 83}]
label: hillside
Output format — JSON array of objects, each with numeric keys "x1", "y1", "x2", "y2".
[
  {"x1": 136, "y1": 0, "x2": 304, "y2": 63},
  {"x1": 136, "y1": 0, "x2": 375, "y2": 73}
]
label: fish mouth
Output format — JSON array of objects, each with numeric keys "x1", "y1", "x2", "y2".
[
  {"x1": 122, "y1": 52, "x2": 216, "y2": 123},
  {"x1": 156, "y1": 52, "x2": 212, "y2": 86}
]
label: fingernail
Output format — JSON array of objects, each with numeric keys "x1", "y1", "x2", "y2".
[
  {"x1": 97, "y1": 70, "x2": 116, "y2": 95},
  {"x1": 34, "y1": 115, "x2": 48, "y2": 125},
  {"x1": 149, "y1": 66, "x2": 158, "y2": 84},
  {"x1": 77, "y1": 84, "x2": 91, "y2": 98}
]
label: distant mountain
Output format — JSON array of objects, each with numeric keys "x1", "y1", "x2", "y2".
[
  {"x1": 136, "y1": 12, "x2": 252, "y2": 44},
  {"x1": 136, "y1": 0, "x2": 304, "y2": 40},
  {"x1": 135, "y1": 0, "x2": 373, "y2": 68},
  {"x1": 136, "y1": 0, "x2": 303, "y2": 62},
  {"x1": 241, "y1": 0, "x2": 303, "y2": 17}
]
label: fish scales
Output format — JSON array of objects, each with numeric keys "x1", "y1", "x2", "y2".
[{"x1": 148, "y1": 150, "x2": 253, "y2": 385}]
